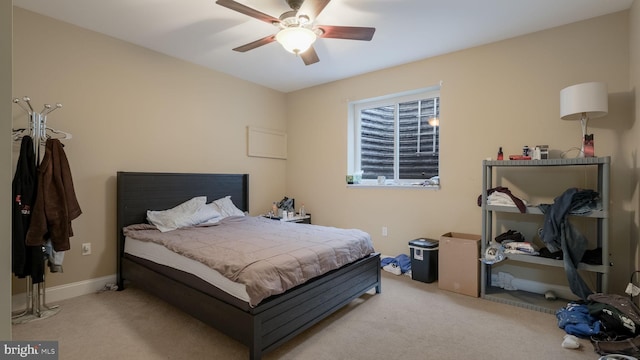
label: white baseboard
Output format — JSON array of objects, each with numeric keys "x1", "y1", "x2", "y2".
[{"x1": 12, "y1": 274, "x2": 117, "y2": 311}]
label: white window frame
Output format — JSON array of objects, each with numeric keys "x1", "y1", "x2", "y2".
[{"x1": 347, "y1": 84, "x2": 441, "y2": 188}]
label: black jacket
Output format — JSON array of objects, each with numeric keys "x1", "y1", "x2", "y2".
[{"x1": 12, "y1": 136, "x2": 44, "y2": 283}]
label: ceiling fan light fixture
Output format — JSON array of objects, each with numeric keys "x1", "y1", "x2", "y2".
[{"x1": 275, "y1": 27, "x2": 317, "y2": 54}]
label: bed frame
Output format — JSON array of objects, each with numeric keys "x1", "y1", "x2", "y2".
[{"x1": 116, "y1": 172, "x2": 381, "y2": 360}]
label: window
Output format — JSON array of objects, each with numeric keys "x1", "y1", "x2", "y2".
[{"x1": 348, "y1": 85, "x2": 440, "y2": 187}]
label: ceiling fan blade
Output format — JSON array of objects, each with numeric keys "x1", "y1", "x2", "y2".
[
  {"x1": 298, "y1": 0, "x2": 331, "y2": 20},
  {"x1": 216, "y1": 0, "x2": 280, "y2": 24},
  {"x1": 317, "y1": 25, "x2": 375, "y2": 41},
  {"x1": 232, "y1": 35, "x2": 276, "y2": 52},
  {"x1": 300, "y1": 46, "x2": 320, "y2": 65}
]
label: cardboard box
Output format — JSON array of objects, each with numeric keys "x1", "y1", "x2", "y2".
[{"x1": 438, "y1": 232, "x2": 481, "y2": 297}]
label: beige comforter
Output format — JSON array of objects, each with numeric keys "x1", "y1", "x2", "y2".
[{"x1": 123, "y1": 216, "x2": 375, "y2": 306}]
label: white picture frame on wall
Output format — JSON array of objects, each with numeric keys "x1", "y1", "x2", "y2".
[{"x1": 247, "y1": 126, "x2": 287, "y2": 159}]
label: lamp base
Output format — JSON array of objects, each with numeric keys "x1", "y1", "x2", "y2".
[{"x1": 581, "y1": 134, "x2": 595, "y2": 158}]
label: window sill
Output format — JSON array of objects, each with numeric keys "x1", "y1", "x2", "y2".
[{"x1": 346, "y1": 183, "x2": 439, "y2": 190}]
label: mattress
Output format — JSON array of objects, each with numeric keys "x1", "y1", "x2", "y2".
[
  {"x1": 124, "y1": 236, "x2": 251, "y2": 303},
  {"x1": 123, "y1": 216, "x2": 376, "y2": 306}
]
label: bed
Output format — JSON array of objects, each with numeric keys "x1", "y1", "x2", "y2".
[{"x1": 116, "y1": 172, "x2": 381, "y2": 360}]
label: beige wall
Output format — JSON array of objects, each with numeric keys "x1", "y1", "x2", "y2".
[
  {"x1": 11, "y1": 7, "x2": 288, "y2": 291},
  {"x1": 286, "y1": 11, "x2": 634, "y2": 293},
  {"x1": 9, "y1": 4, "x2": 638, "y2": 300},
  {"x1": 627, "y1": 1, "x2": 640, "y2": 275},
  {"x1": 2, "y1": 0, "x2": 13, "y2": 340}
]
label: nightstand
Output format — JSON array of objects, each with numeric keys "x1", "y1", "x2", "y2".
[{"x1": 263, "y1": 214, "x2": 311, "y2": 224}]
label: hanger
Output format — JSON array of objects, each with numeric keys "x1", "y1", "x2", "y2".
[
  {"x1": 12, "y1": 128, "x2": 31, "y2": 141},
  {"x1": 46, "y1": 127, "x2": 73, "y2": 140},
  {"x1": 12, "y1": 97, "x2": 70, "y2": 147}
]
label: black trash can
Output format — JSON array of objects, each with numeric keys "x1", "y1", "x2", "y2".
[{"x1": 408, "y1": 238, "x2": 439, "y2": 283}]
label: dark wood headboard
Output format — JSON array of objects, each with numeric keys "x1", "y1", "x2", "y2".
[{"x1": 116, "y1": 172, "x2": 249, "y2": 288}]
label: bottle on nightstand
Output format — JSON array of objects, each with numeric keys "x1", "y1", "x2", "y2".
[{"x1": 300, "y1": 203, "x2": 305, "y2": 217}]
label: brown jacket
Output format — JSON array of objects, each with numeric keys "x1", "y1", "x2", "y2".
[{"x1": 26, "y1": 139, "x2": 81, "y2": 251}]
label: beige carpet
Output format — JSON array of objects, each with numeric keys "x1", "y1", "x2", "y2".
[{"x1": 12, "y1": 272, "x2": 599, "y2": 359}]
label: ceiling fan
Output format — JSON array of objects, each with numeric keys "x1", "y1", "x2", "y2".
[{"x1": 215, "y1": 0, "x2": 376, "y2": 65}]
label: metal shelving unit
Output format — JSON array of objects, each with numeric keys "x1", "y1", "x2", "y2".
[{"x1": 480, "y1": 156, "x2": 610, "y2": 313}]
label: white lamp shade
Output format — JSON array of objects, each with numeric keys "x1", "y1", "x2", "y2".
[
  {"x1": 275, "y1": 27, "x2": 317, "y2": 54},
  {"x1": 560, "y1": 82, "x2": 608, "y2": 120}
]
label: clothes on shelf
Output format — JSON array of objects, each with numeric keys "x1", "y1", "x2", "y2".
[
  {"x1": 477, "y1": 186, "x2": 528, "y2": 213},
  {"x1": 539, "y1": 188, "x2": 600, "y2": 301}
]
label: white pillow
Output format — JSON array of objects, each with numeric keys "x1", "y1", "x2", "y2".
[
  {"x1": 147, "y1": 196, "x2": 221, "y2": 232},
  {"x1": 193, "y1": 202, "x2": 223, "y2": 223},
  {"x1": 208, "y1": 196, "x2": 245, "y2": 217}
]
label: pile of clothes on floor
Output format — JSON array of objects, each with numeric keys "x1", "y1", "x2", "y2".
[
  {"x1": 556, "y1": 293, "x2": 640, "y2": 358},
  {"x1": 380, "y1": 254, "x2": 411, "y2": 276}
]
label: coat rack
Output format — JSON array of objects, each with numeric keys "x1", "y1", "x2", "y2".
[{"x1": 11, "y1": 96, "x2": 66, "y2": 323}]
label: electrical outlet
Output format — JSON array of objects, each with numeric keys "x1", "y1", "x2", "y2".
[
  {"x1": 82, "y1": 243, "x2": 91, "y2": 256},
  {"x1": 382, "y1": 227, "x2": 388, "y2": 237}
]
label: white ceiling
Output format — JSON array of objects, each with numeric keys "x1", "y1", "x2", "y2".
[{"x1": 13, "y1": 0, "x2": 634, "y2": 93}]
